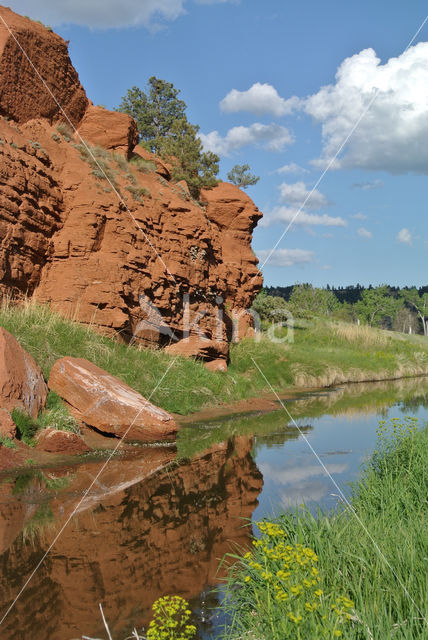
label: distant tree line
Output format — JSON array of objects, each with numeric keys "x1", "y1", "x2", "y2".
[{"x1": 253, "y1": 284, "x2": 428, "y2": 336}]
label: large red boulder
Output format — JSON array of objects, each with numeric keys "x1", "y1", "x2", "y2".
[
  {"x1": 36, "y1": 427, "x2": 90, "y2": 454},
  {"x1": 0, "y1": 327, "x2": 48, "y2": 418},
  {"x1": 164, "y1": 334, "x2": 228, "y2": 361},
  {"x1": 77, "y1": 105, "x2": 139, "y2": 157},
  {"x1": 48, "y1": 357, "x2": 178, "y2": 443}
]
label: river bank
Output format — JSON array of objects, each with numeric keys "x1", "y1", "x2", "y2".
[
  {"x1": 1, "y1": 301, "x2": 427, "y2": 420},
  {"x1": 219, "y1": 417, "x2": 428, "y2": 640}
]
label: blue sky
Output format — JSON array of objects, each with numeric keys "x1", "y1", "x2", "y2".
[{"x1": 8, "y1": 0, "x2": 428, "y2": 288}]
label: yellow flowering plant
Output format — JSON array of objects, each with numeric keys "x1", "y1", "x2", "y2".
[
  {"x1": 146, "y1": 595, "x2": 197, "y2": 640},
  {"x1": 223, "y1": 520, "x2": 354, "y2": 639}
]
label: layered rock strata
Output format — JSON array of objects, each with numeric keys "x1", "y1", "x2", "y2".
[{"x1": 0, "y1": 7, "x2": 263, "y2": 362}]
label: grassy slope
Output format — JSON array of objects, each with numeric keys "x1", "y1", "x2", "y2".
[
  {"x1": 1, "y1": 302, "x2": 428, "y2": 415},
  {"x1": 220, "y1": 418, "x2": 428, "y2": 639}
]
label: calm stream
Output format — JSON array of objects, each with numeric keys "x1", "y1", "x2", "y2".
[{"x1": 1, "y1": 377, "x2": 428, "y2": 639}]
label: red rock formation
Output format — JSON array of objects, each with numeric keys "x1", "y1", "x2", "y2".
[
  {"x1": 0, "y1": 408, "x2": 15, "y2": 438},
  {"x1": 77, "y1": 105, "x2": 139, "y2": 157},
  {"x1": 0, "y1": 7, "x2": 263, "y2": 362},
  {"x1": 0, "y1": 7, "x2": 88, "y2": 126},
  {"x1": 0, "y1": 436, "x2": 262, "y2": 640},
  {"x1": 35, "y1": 427, "x2": 90, "y2": 454},
  {"x1": 0, "y1": 327, "x2": 47, "y2": 417},
  {"x1": 48, "y1": 357, "x2": 178, "y2": 442}
]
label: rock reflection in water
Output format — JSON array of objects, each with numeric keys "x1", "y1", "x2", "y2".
[{"x1": 0, "y1": 436, "x2": 262, "y2": 640}]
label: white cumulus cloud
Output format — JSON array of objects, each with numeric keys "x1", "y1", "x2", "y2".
[
  {"x1": 262, "y1": 207, "x2": 347, "y2": 228},
  {"x1": 276, "y1": 162, "x2": 309, "y2": 175},
  {"x1": 257, "y1": 248, "x2": 314, "y2": 267},
  {"x1": 397, "y1": 228, "x2": 412, "y2": 245},
  {"x1": 350, "y1": 212, "x2": 368, "y2": 220},
  {"x1": 7, "y1": 0, "x2": 234, "y2": 29},
  {"x1": 279, "y1": 181, "x2": 329, "y2": 209},
  {"x1": 220, "y1": 82, "x2": 298, "y2": 117},
  {"x1": 304, "y1": 43, "x2": 428, "y2": 174},
  {"x1": 357, "y1": 227, "x2": 372, "y2": 239},
  {"x1": 262, "y1": 180, "x2": 345, "y2": 230},
  {"x1": 200, "y1": 123, "x2": 293, "y2": 156}
]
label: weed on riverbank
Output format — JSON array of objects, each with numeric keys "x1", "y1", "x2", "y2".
[
  {"x1": 220, "y1": 417, "x2": 428, "y2": 639},
  {"x1": 1, "y1": 301, "x2": 428, "y2": 415}
]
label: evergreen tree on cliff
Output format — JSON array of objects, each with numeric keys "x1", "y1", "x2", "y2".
[
  {"x1": 118, "y1": 77, "x2": 219, "y2": 198},
  {"x1": 227, "y1": 164, "x2": 260, "y2": 189}
]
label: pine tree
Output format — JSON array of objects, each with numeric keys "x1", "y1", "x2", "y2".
[
  {"x1": 227, "y1": 164, "x2": 260, "y2": 189},
  {"x1": 118, "y1": 77, "x2": 219, "y2": 198}
]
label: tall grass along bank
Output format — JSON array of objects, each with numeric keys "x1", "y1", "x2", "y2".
[
  {"x1": 1, "y1": 300, "x2": 428, "y2": 415},
  {"x1": 220, "y1": 417, "x2": 428, "y2": 639}
]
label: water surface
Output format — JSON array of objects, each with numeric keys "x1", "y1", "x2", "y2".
[{"x1": 0, "y1": 377, "x2": 427, "y2": 639}]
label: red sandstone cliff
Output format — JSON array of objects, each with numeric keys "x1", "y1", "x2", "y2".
[{"x1": 0, "y1": 7, "x2": 263, "y2": 362}]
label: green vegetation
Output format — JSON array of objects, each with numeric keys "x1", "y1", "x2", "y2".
[
  {"x1": 56, "y1": 121, "x2": 74, "y2": 141},
  {"x1": 263, "y1": 284, "x2": 428, "y2": 335},
  {"x1": 72, "y1": 141, "x2": 156, "y2": 201},
  {"x1": 125, "y1": 184, "x2": 151, "y2": 201},
  {"x1": 222, "y1": 522, "x2": 353, "y2": 638},
  {"x1": 220, "y1": 417, "x2": 428, "y2": 639},
  {"x1": 11, "y1": 408, "x2": 39, "y2": 445},
  {"x1": 21, "y1": 503, "x2": 55, "y2": 544},
  {"x1": 10, "y1": 391, "x2": 79, "y2": 445},
  {"x1": 0, "y1": 301, "x2": 427, "y2": 417},
  {"x1": 130, "y1": 155, "x2": 157, "y2": 173},
  {"x1": 227, "y1": 163, "x2": 260, "y2": 189},
  {"x1": 177, "y1": 377, "x2": 428, "y2": 459},
  {"x1": 0, "y1": 435, "x2": 17, "y2": 449},
  {"x1": 76, "y1": 143, "x2": 119, "y2": 189},
  {"x1": 146, "y1": 596, "x2": 197, "y2": 640},
  {"x1": 118, "y1": 77, "x2": 219, "y2": 198},
  {"x1": 12, "y1": 466, "x2": 70, "y2": 495}
]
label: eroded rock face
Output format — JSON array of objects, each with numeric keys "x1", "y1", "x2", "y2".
[
  {"x1": 0, "y1": 327, "x2": 47, "y2": 418},
  {"x1": 0, "y1": 7, "x2": 263, "y2": 362},
  {"x1": 77, "y1": 105, "x2": 139, "y2": 157},
  {"x1": 0, "y1": 7, "x2": 88, "y2": 126},
  {"x1": 0, "y1": 408, "x2": 15, "y2": 438},
  {"x1": 48, "y1": 357, "x2": 178, "y2": 442}
]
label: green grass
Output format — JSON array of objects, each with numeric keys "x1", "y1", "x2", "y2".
[
  {"x1": 11, "y1": 408, "x2": 40, "y2": 445},
  {"x1": 220, "y1": 417, "x2": 428, "y2": 639},
  {"x1": 0, "y1": 302, "x2": 427, "y2": 416},
  {"x1": 11, "y1": 391, "x2": 80, "y2": 445},
  {"x1": 0, "y1": 435, "x2": 17, "y2": 449},
  {"x1": 129, "y1": 155, "x2": 157, "y2": 173}
]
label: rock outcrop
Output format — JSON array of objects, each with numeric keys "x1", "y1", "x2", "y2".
[
  {"x1": 0, "y1": 7, "x2": 262, "y2": 363},
  {"x1": 48, "y1": 357, "x2": 178, "y2": 442},
  {"x1": 0, "y1": 407, "x2": 15, "y2": 438},
  {"x1": 0, "y1": 8, "x2": 88, "y2": 126},
  {"x1": 0, "y1": 327, "x2": 47, "y2": 418},
  {"x1": 77, "y1": 105, "x2": 139, "y2": 157}
]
